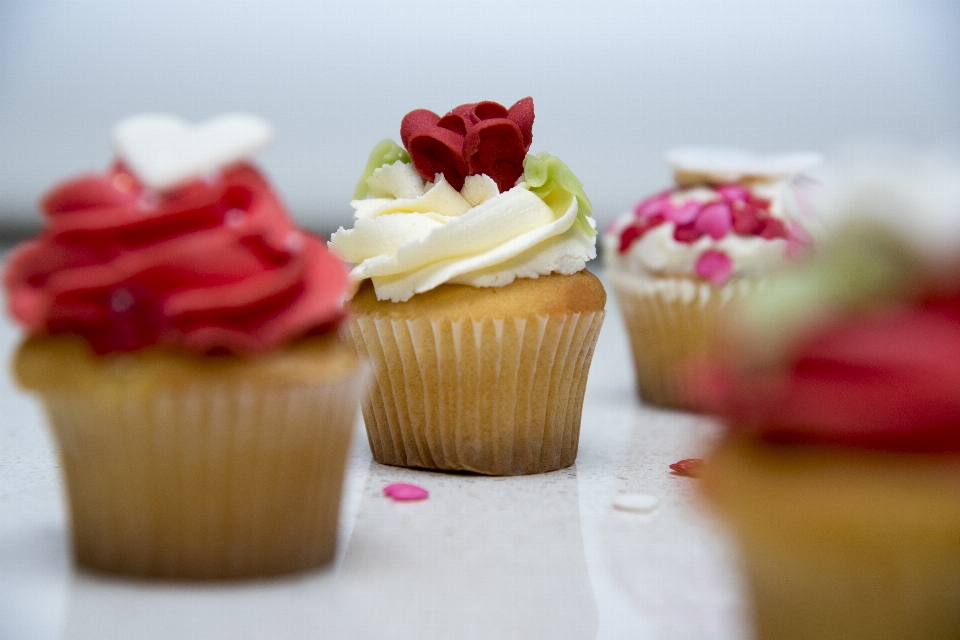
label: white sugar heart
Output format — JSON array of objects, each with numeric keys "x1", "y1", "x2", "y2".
[
  {"x1": 112, "y1": 113, "x2": 274, "y2": 191},
  {"x1": 667, "y1": 147, "x2": 822, "y2": 181}
]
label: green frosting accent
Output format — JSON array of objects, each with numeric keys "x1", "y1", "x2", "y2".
[
  {"x1": 353, "y1": 139, "x2": 411, "y2": 199},
  {"x1": 523, "y1": 153, "x2": 596, "y2": 236}
]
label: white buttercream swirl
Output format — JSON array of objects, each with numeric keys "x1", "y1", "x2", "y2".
[{"x1": 329, "y1": 161, "x2": 597, "y2": 302}]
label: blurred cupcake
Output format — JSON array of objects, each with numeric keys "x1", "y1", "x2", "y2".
[
  {"x1": 4, "y1": 114, "x2": 367, "y2": 579},
  {"x1": 329, "y1": 98, "x2": 605, "y2": 475},
  {"x1": 603, "y1": 148, "x2": 820, "y2": 409},
  {"x1": 695, "y1": 148, "x2": 960, "y2": 640}
]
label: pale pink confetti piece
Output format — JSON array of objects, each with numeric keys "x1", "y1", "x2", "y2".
[
  {"x1": 786, "y1": 221, "x2": 813, "y2": 259},
  {"x1": 695, "y1": 249, "x2": 733, "y2": 285},
  {"x1": 665, "y1": 201, "x2": 701, "y2": 225},
  {"x1": 695, "y1": 202, "x2": 733, "y2": 239},
  {"x1": 383, "y1": 483, "x2": 429, "y2": 501}
]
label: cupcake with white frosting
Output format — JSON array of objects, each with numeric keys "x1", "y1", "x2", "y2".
[
  {"x1": 329, "y1": 98, "x2": 606, "y2": 475},
  {"x1": 603, "y1": 148, "x2": 820, "y2": 409}
]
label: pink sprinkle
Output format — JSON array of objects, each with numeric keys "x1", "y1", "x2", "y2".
[
  {"x1": 383, "y1": 483, "x2": 429, "y2": 501},
  {"x1": 695, "y1": 250, "x2": 733, "y2": 285},
  {"x1": 694, "y1": 202, "x2": 733, "y2": 239},
  {"x1": 665, "y1": 201, "x2": 701, "y2": 225},
  {"x1": 732, "y1": 203, "x2": 763, "y2": 235},
  {"x1": 618, "y1": 225, "x2": 643, "y2": 253},
  {"x1": 634, "y1": 192, "x2": 670, "y2": 219},
  {"x1": 759, "y1": 217, "x2": 787, "y2": 240},
  {"x1": 673, "y1": 222, "x2": 704, "y2": 244}
]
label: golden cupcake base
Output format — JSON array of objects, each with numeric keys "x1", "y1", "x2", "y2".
[
  {"x1": 702, "y1": 437, "x2": 960, "y2": 640},
  {"x1": 346, "y1": 271, "x2": 606, "y2": 475},
  {"x1": 15, "y1": 335, "x2": 367, "y2": 580}
]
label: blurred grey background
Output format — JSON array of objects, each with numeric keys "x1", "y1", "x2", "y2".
[{"x1": 1, "y1": 0, "x2": 958, "y2": 237}]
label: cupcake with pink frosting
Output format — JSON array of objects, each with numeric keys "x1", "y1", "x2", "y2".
[
  {"x1": 4, "y1": 114, "x2": 367, "y2": 579},
  {"x1": 602, "y1": 148, "x2": 820, "y2": 409}
]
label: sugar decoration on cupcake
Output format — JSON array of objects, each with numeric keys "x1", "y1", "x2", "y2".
[
  {"x1": 400, "y1": 98, "x2": 534, "y2": 193},
  {"x1": 112, "y1": 113, "x2": 274, "y2": 192}
]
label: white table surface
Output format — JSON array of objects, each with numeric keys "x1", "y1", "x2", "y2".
[{"x1": 0, "y1": 268, "x2": 751, "y2": 640}]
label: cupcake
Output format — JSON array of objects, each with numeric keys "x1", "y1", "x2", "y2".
[
  {"x1": 4, "y1": 113, "x2": 367, "y2": 579},
  {"x1": 329, "y1": 97, "x2": 605, "y2": 475},
  {"x1": 603, "y1": 148, "x2": 821, "y2": 409},
  {"x1": 694, "y1": 150, "x2": 960, "y2": 640}
]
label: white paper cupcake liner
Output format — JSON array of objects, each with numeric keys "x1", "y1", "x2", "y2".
[
  {"x1": 705, "y1": 439, "x2": 960, "y2": 640},
  {"x1": 607, "y1": 270, "x2": 761, "y2": 409},
  {"x1": 39, "y1": 368, "x2": 367, "y2": 579},
  {"x1": 346, "y1": 311, "x2": 604, "y2": 475}
]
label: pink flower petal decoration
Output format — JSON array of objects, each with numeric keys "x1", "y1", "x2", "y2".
[
  {"x1": 695, "y1": 202, "x2": 733, "y2": 239},
  {"x1": 383, "y1": 483, "x2": 429, "y2": 501},
  {"x1": 695, "y1": 249, "x2": 733, "y2": 285}
]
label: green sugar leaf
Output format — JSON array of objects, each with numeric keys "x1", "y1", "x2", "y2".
[
  {"x1": 353, "y1": 139, "x2": 412, "y2": 199},
  {"x1": 523, "y1": 152, "x2": 596, "y2": 236}
]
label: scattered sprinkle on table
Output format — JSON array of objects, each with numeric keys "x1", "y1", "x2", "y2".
[
  {"x1": 669, "y1": 458, "x2": 704, "y2": 477},
  {"x1": 383, "y1": 483, "x2": 429, "y2": 501},
  {"x1": 613, "y1": 493, "x2": 658, "y2": 513}
]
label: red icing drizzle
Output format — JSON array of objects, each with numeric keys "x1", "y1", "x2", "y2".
[
  {"x1": 4, "y1": 163, "x2": 348, "y2": 355},
  {"x1": 692, "y1": 293, "x2": 960, "y2": 453},
  {"x1": 400, "y1": 98, "x2": 534, "y2": 192}
]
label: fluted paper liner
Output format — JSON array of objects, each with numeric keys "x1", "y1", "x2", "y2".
[
  {"x1": 704, "y1": 439, "x2": 960, "y2": 640},
  {"x1": 23, "y1": 352, "x2": 367, "y2": 580},
  {"x1": 346, "y1": 311, "x2": 604, "y2": 475},
  {"x1": 608, "y1": 271, "x2": 760, "y2": 410}
]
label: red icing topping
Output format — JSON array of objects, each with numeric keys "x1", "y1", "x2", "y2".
[
  {"x1": 692, "y1": 293, "x2": 960, "y2": 453},
  {"x1": 4, "y1": 163, "x2": 348, "y2": 355},
  {"x1": 400, "y1": 98, "x2": 534, "y2": 192}
]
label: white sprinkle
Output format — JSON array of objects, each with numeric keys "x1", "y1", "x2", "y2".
[
  {"x1": 110, "y1": 288, "x2": 135, "y2": 313},
  {"x1": 613, "y1": 493, "x2": 659, "y2": 514}
]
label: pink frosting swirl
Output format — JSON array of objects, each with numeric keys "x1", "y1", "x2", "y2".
[{"x1": 4, "y1": 162, "x2": 348, "y2": 355}]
